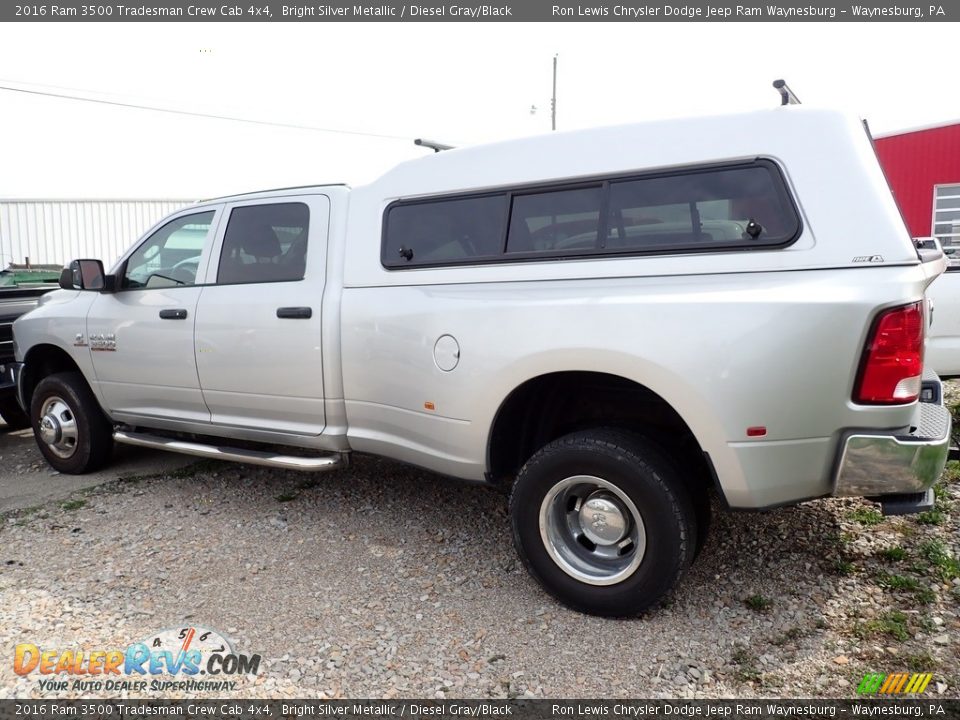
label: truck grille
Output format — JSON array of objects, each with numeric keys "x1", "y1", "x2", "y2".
[{"x1": 0, "y1": 317, "x2": 15, "y2": 364}]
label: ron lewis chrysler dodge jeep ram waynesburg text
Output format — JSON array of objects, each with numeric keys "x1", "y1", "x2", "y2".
[{"x1": 11, "y1": 107, "x2": 952, "y2": 616}]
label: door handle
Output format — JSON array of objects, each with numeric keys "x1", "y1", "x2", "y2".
[
  {"x1": 159, "y1": 309, "x2": 188, "y2": 320},
  {"x1": 276, "y1": 306, "x2": 312, "y2": 319}
]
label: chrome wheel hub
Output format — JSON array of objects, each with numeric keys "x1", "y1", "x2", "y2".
[
  {"x1": 539, "y1": 475, "x2": 646, "y2": 586},
  {"x1": 579, "y1": 491, "x2": 629, "y2": 546},
  {"x1": 38, "y1": 397, "x2": 79, "y2": 459}
]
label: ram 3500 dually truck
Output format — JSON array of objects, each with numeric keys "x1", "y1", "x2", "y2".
[{"x1": 11, "y1": 107, "x2": 952, "y2": 616}]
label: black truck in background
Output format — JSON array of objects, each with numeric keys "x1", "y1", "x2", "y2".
[{"x1": 1, "y1": 280, "x2": 57, "y2": 428}]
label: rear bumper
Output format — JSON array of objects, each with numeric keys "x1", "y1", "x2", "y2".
[{"x1": 833, "y1": 378, "x2": 951, "y2": 505}]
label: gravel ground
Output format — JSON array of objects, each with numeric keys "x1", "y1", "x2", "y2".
[{"x1": 1, "y1": 414, "x2": 958, "y2": 700}]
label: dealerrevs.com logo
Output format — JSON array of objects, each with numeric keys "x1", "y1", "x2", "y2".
[{"x1": 14, "y1": 626, "x2": 261, "y2": 693}]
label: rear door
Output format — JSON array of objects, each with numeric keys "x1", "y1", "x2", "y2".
[
  {"x1": 194, "y1": 195, "x2": 328, "y2": 434},
  {"x1": 86, "y1": 207, "x2": 221, "y2": 421}
]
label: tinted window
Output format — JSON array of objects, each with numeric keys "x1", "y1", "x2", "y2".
[
  {"x1": 124, "y1": 211, "x2": 215, "y2": 289},
  {"x1": 218, "y1": 203, "x2": 310, "y2": 284},
  {"x1": 383, "y1": 195, "x2": 506, "y2": 267},
  {"x1": 381, "y1": 161, "x2": 799, "y2": 268},
  {"x1": 506, "y1": 187, "x2": 602, "y2": 254},
  {"x1": 606, "y1": 166, "x2": 798, "y2": 251}
]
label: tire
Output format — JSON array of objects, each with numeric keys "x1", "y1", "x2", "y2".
[
  {"x1": 509, "y1": 428, "x2": 697, "y2": 617},
  {"x1": 30, "y1": 372, "x2": 113, "y2": 474},
  {"x1": 0, "y1": 395, "x2": 30, "y2": 430}
]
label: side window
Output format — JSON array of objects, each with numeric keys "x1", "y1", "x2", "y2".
[
  {"x1": 380, "y1": 160, "x2": 800, "y2": 268},
  {"x1": 123, "y1": 211, "x2": 215, "y2": 289},
  {"x1": 506, "y1": 187, "x2": 602, "y2": 254},
  {"x1": 217, "y1": 202, "x2": 310, "y2": 284},
  {"x1": 382, "y1": 195, "x2": 506, "y2": 267},
  {"x1": 606, "y1": 165, "x2": 799, "y2": 251}
]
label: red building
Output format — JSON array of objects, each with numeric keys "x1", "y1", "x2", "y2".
[{"x1": 874, "y1": 121, "x2": 960, "y2": 249}]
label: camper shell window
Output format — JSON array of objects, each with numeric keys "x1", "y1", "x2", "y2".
[{"x1": 381, "y1": 159, "x2": 801, "y2": 268}]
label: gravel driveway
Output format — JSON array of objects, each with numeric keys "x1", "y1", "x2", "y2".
[{"x1": 1, "y1": 430, "x2": 958, "y2": 700}]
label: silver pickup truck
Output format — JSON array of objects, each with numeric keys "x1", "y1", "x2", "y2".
[{"x1": 11, "y1": 107, "x2": 952, "y2": 616}]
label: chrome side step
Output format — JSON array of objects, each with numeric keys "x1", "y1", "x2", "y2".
[{"x1": 113, "y1": 430, "x2": 347, "y2": 472}]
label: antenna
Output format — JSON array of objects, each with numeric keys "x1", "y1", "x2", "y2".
[
  {"x1": 414, "y1": 138, "x2": 454, "y2": 153},
  {"x1": 551, "y1": 54, "x2": 558, "y2": 131},
  {"x1": 773, "y1": 79, "x2": 801, "y2": 106}
]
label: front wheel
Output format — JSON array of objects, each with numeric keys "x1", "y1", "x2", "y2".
[
  {"x1": 30, "y1": 372, "x2": 113, "y2": 474},
  {"x1": 509, "y1": 429, "x2": 697, "y2": 617}
]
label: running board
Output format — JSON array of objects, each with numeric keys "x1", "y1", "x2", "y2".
[{"x1": 113, "y1": 430, "x2": 347, "y2": 472}]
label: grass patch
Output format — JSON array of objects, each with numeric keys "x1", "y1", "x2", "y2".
[
  {"x1": 939, "y1": 462, "x2": 960, "y2": 483},
  {"x1": 730, "y1": 648, "x2": 762, "y2": 683},
  {"x1": 275, "y1": 492, "x2": 298, "y2": 503},
  {"x1": 60, "y1": 499, "x2": 86, "y2": 511},
  {"x1": 833, "y1": 559, "x2": 856, "y2": 576},
  {"x1": 933, "y1": 483, "x2": 951, "y2": 505},
  {"x1": 878, "y1": 546, "x2": 907, "y2": 562},
  {"x1": 854, "y1": 610, "x2": 910, "y2": 642},
  {"x1": 916, "y1": 510, "x2": 946, "y2": 526},
  {"x1": 849, "y1": 507, "x2": 884, "y2": 525},
  {"x1": 876, "y1": 572, "x2": 921, "y2": 592},
  {"x1": 918, "y1": 539, "x2": 960, "y2": 581},
  {"x1": 875, "y1": 572, "x2": 936, "y2": 604},
  {"x1": 744, "y1": 594, "x2": 773, "y2": 612},
  {"x1": 905, "y1": 651, "x2": 938, "y2": 672}
]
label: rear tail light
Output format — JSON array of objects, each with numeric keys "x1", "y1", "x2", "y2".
[{"x1": 854, "y1": 302, "x2": 924, "y2": 404}]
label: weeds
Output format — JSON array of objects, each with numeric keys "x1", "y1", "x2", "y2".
[
  {"x1": 849, "y1": 507, "x2": 884, "y2": 526},
  {"x1": 854, "y1": 610, "x2": 910, "y2": 642},
  {"x1": 916, "y1": 510, "x2": 946, "y2": 526},
  {"x1": 833, "y1": 559, "x2": 856, "y2": 575},
  {"x1": 730, "y1": 648, "x2": 762, "y2": 682},
  {"x1": 878, "y1": 546, "x2": 907, "y2": 562},
  {"x1": 905, "y1": 652, "x2": 938, "y2": 672},
  {"x1": 876, "y1": 572, "x2": 921, "y2": 592},
  {"x1": 918, "y1": 539, "x2": 960, "y2": 581},
  {"x1": 744, "y1": 594, "x2": 773, "y2": 612}
]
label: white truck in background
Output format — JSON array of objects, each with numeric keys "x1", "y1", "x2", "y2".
[
  {"x1": 923, "y1": 240, "x2": 960, "y2": 378},
  {"x1": 11, "y1": 106, "x2": 952, "y2": 617}
]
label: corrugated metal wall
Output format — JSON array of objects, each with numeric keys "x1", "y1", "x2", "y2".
[{"x1": 0, "y1": 200, "x2": 194, "y2": 268}]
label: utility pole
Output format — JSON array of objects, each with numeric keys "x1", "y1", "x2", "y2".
[{"x1": 551, "y1": 54, "x2": 558, "y2": 131}]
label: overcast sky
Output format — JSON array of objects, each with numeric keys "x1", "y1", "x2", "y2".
[{"x1": 0, "y1": 22, "x2": 954, "y2": 199}]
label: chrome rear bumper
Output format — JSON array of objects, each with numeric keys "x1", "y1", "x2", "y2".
[{"x1": 834, "y1": 380, "x2": 951, "y2": 503}]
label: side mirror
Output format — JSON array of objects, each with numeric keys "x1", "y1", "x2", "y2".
[{"x1": 59, "y1": 259, "x2": 115, "y2": 292}]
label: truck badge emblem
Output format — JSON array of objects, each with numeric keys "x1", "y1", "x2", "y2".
[
  {"x1": 591, "y1": 513, "x2": 607, "y2": 529},
  {"x1": 89, "y1": 333, "x2": 117, "y2": 352},
  {"x1": 852, "y1": 255, "x2": 884, "y2": 263},
  {"x1": 74, "y1": 333, "x2": 87, "y2": 347}
]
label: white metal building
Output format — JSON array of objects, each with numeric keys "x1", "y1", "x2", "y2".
[{"x1": 0, "y1": 199, "x2": 194, "y2": 268}]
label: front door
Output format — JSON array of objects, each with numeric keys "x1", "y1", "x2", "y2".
[
  {"x1": 194, "y1": 195, "x2": 328, "y2": 435},
  {"x1": 86, "y1": 208, "x2": 221, "y2": 422}
]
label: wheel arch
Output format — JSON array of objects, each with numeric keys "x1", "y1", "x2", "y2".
[
  {"x1": 485, "y1": 369, "x2": 722, "y2": 500},
  {"x1": 21, "y1": 343, "x2": 88, "y2": 411}
]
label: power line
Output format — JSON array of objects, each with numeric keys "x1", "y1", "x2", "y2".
[{"x1": 0, "y1": 82, "x2": 412, "y2": 141}]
